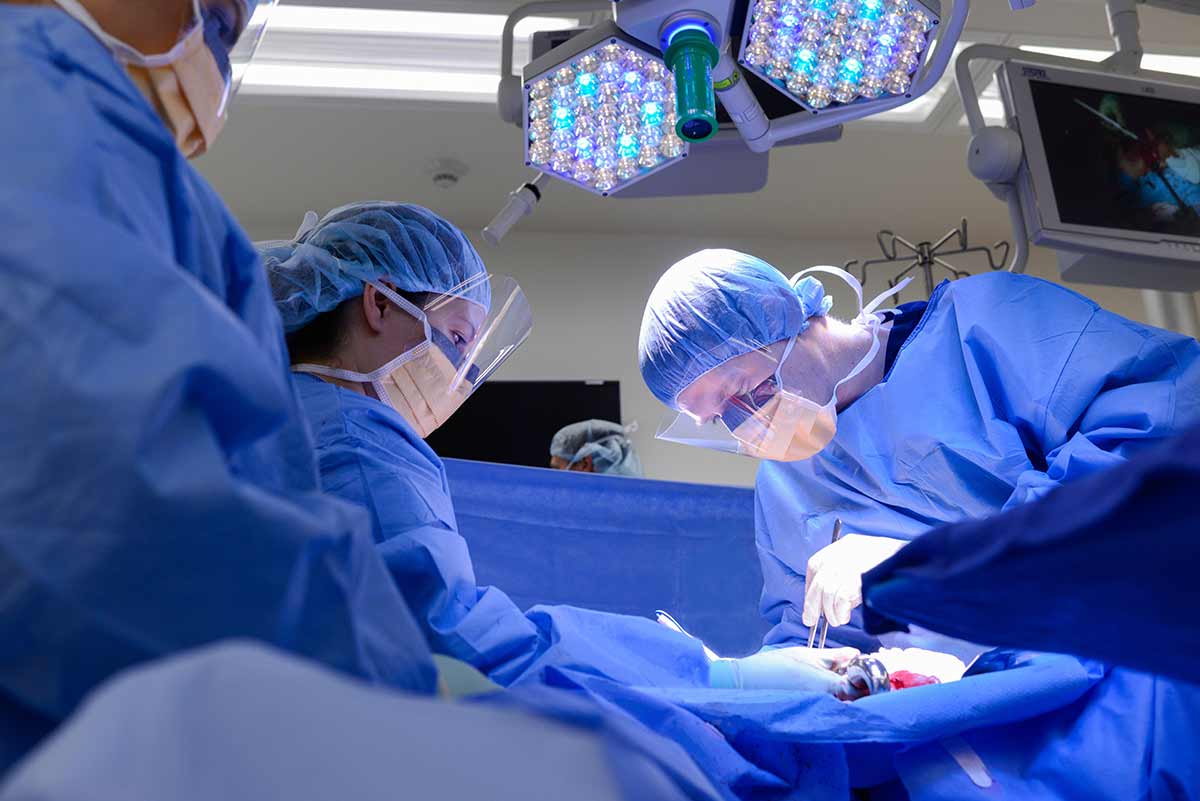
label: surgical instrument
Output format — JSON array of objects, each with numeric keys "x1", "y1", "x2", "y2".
[{"x1": 808, "y1": 518, "x2": 843, "y2": 649}]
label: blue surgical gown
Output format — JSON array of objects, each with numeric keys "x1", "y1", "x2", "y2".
[
  {"x1": 862, "y1": 420, "x2": 1200, "y2": 685},
  {"x1": 0, "y1": 6, "x2": 437, "y2": 774},
  {"x1": 293, "y1": 374, "x2": 713, "y2": 688},
  {"x1": 756, "y1": 271, "x2": 1200, "y2": 652}
]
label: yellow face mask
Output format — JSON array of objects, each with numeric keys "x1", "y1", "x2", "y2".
[
  {"x1": 52, "y1": 0, "x2": 232, "y2": 159},
  {"x1": 377, "y1": 335, "x2": 476, "y2": 439},
  {"x1": 292, "y1": 284, "x2": 492, "y2": 440}
]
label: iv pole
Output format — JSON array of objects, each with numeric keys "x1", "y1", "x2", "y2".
[{"x1": 846, "y1": 218, "x2": 1012, "y2": 298}]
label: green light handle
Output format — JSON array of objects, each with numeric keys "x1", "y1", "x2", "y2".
[{"x1": 664, "y1": 28, "x2": 720, "y2": 143}]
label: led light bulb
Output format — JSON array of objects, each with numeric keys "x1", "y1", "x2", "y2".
[
  {"x1": 594, "y1": 168, "x2": 617, "y2": 192},
  {"x1": 660, "y1": 133, "x2": 685, "y2": 158},
  {"x1": 573, "y1": 160, "x2": 595, "y2": 184},
  {"x1": 550, "y1": 151, "x2": 573, "y2": 174},
  {"x1": 529, "y1": 141, "x2": 551, "y2": 165},
  {"x1": 883, "y1": 68, "x2": 910, "y2": 94},
  {"x1": 808, "y1": 83, "x2": 833, "y2": 108},
  {"x1": 833, "y1": 81, "x2": 857, "y2": 103}
]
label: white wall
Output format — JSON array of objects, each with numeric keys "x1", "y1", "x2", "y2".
[
  {"x1": 248, "y1": 217, "x2": 1195, "y2": 488},
  {"x1": 463, "y1": 229, "x2": 1191, "y2": 488}
]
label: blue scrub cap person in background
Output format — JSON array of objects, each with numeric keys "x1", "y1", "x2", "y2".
[{"x1": 549, "y1": 420, "x2": 644, "y2": 477}]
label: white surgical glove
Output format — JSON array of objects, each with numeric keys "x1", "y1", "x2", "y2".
[
  {"x1": 804, "y1": 534, "x2": 908, "y2": 628},
  {"x1": 710, "y1": 646, "x2": 860, "y2": 693}
]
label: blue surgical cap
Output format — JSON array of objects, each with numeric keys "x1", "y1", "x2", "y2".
[
  {"x1": 550, "y1": 420, "x2": 643, "y2": 477},
  {"x1": 638, "y1": 249, "x2": 833, "y2": 407},
  {"x1": 262, "y1": 202, "x2": 490, "y2": 333}
]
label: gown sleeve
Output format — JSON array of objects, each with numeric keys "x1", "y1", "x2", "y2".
[
  {"x1": 319, "y1": 429, "x2": 711, "y2": 689},
  {"x1": 1002, "y1": 306, "x2": 1200, "y2": 510},
  {"x1": 862, "y1": 422, "x2": 1200, "y2": 684}
]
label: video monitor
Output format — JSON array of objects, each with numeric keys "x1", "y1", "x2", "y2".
[{"x1": 1000, "y1": 60, "x2": 1200, "y2": 256}]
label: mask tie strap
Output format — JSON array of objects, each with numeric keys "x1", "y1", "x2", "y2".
[
  {"x1": 52, "y1": 0, "x2": 204, "y2": 67},
  {"x1": 293, "y1": 281, "x2": 433, "y2": 396},
  {"x1": 862, "y1": 276, "x2": 915, "y2": 318}
]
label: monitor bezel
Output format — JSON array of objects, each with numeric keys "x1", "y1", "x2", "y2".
[{"x1": 1000, "y1": 58, "x2": 1200, "y2": 250}]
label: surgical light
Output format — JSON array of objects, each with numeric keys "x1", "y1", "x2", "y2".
[
  {"x1": 739, "y1": 0, "x2": 941, "y2": 112},
  {"x1": 523, "y1": 22, "x2": 689, "y2": 196}
]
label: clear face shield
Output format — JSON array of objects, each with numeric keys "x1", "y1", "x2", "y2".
[
  {"x1": 222, "y1": 0, "x2": 276, "y2": 101},
  {"x1": 655, "y1": 267, "x2": 911, "y2": 462},
  {"x1": 654, "y1": 335, "x2": 810, "y2": 458},
  {"x1": 295, "y1": 272, "x2": 533, "y2": 438},
  {"x1": 425, "y1": 273, "x2": 534, "y2": 398}
]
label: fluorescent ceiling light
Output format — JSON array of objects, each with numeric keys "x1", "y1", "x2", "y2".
[
  {"x1": 242, "y1": 64, "x2": 498, "y2": 101},
  {"x1": 1021, "y1": 45, "x2": 1200, "y2": 78},
  {"x1": 968, "y1": 45, "x2": 1200, "y2": 125},
  {"x1": 264, "y1": 6, "x2": 577, "y2": 38},
  {"x1": 239, "y1": 5, "x2": 579, "y2": 100}
]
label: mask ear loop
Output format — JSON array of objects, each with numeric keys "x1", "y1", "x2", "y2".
[
  {"x1": 292, "y1": 281, "x2": 433, "y2": 401},
  {"x1": 53, "y1": 0, "x2": 204, "y2": 66},
  {"x1": 787, "y1": 268, "x2": 916, "y2": 408}
]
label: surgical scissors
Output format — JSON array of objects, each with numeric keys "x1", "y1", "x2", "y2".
[{"x1": 807, "y1": 519, "x2": 843, "y2": 649}]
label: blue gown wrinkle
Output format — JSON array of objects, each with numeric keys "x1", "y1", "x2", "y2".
[
  {"x1": 755, "y1": 271, "x2": 1200, "y2": 653},
  {"x1": 295, "y1": 374, "x2": 714, "y2": 689},
  {"x1": 0, "y1": 6, "x2": 437, "y2": 773}
]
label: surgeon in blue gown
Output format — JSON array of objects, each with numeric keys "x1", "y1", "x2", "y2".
[
  {"x1": 0, "y1": 0, "x2": 439, "y2": 774},
  {"x1": 639, "y1": 249, "x2": 1200, "y2": 798},
  {"x1": 639, "y1": 249, "x2": 1200, "y2": 654}
]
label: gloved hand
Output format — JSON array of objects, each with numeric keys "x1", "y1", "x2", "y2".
[
  {"x1": 709, "y1": 646, "x2": 859, "y2": 693},
  {"x1": 804, "y1": 534, "x2": 908, "y2": 628}
]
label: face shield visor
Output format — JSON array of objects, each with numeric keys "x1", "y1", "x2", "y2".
[
  {"x1": 220, "y1": 0, "x2": 276, "y2": 101},
  {"x1": 423, "y1": 273, "x2": 534, "y2": 398},
  {"x1": 655, "y1": 267, "x2": 911, "y2": 461},
  {"x1": 294, "y1": 272, "x2": 533, "y2": 438}
]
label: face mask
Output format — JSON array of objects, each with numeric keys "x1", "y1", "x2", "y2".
[
  {"x1": 724, "y1": 267, "x2": 910, "y2": 461},
  {"x1": 292, "y1": 284, "x2": 481, "y2": 439},
  {"x1": 53, "y1": 0, "x2": 234, "y2": 158},
  {"x1": 378, "y1": 330, "x2": 480, "y2": 438}
]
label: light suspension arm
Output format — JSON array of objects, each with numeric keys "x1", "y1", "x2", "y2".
[{"x1": 497, "y1": 0, "x2": 611, "y2": 125}]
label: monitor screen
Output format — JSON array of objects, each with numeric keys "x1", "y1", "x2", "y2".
[
  {"x1": 424, "y1": 380, "x2": 622, "y2": 469},
  {"x1": 1027, "y1": 78, "x2": 1200, "y2": 238}
]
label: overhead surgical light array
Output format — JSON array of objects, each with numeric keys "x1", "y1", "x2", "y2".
[
  {"x1": 739, "y1": 0, "x2": 940, "y2": 111},
  {"x1": 523, "y1": 22, "x2": 691, "y2": 196},
  {"x1": 486, "y1": 0, "x2": 979, "y2": 244}
]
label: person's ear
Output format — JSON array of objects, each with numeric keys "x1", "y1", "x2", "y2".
[
  {"x1": 572, "y1": 455, "x2": 595, "y2": 473},
  {"x1": 361, "y1": 285, "x2": 390, "y2": 335}
]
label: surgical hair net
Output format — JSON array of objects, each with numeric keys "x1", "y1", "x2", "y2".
[
  {"x1": 550, "y1": 420, "x2": 644, "y2": 477},
  {"x1": 638, "y1": 249, "x2": 832, "y2": 407},
  {"x1": 263, "y1": 202, "x2": 490, "y2": 333}
]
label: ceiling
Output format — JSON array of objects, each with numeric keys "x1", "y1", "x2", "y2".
[{"x1": 198, "y1": 0, "x2": 1200, "y2": 243}]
